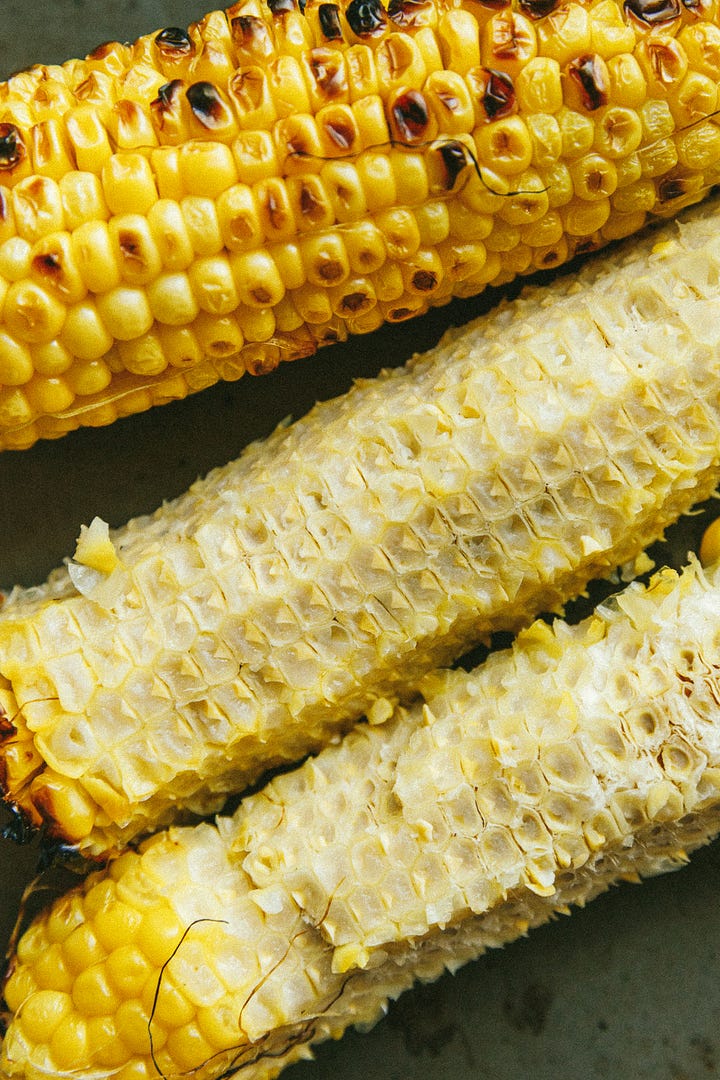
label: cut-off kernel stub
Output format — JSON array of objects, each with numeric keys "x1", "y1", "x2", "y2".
[
  {"x1": 4, "y1": 556, "x2": 720, "y2": 1080},
  {"x1": 1, "y1": 0, "x2": 720, "y2": 446},
  {"x1": 3, "y1": 195, "x2": 720, "y2": 857}
]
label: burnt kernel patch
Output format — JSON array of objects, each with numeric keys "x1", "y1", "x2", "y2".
[
  {"x1": 267, "y1": 0, "x2": 296, "y2": 12},
  {"x1": 346, "y1": 0, "x2": 388, "y2": 36},
  {"x1": 437, "y1": 140, "x2": 469, "y2": 189},
  {"x1": 186, "y1": 81, "x2": 227, "y2": 128},
  {"x1": 0, "y1": 124, "x2": 25, "y2": 171},
  {"x1": 568, "y1": 54, "x2": 608, "y2": 110},
  {"x1": 324, "y1": 117, "x2": 356, "y2": 150},
  {"x1": 152, "y1": 79, "x2": 184, "y2": 115},
  {"x1": 658, "y1": 176, "x2": 689, "y2": 201},
  {"x1": 32, "y1": 250, "x2": 63, "y2": 278},
  {"x1": 299, "y1": 181, "x2": 326, "y2": 218},
  {"x1": 391, "y1": 89, "x2": 430, "y2": 142},
  {"x1": 117, "y1": 231, "x2": 142, "y2": 262},
  {"x1": 518, "y1": 0, "x2": 560, "y2": 15},
  {"x1": 87, "y1": 40, "x2": 120, "y2": 61},
  {"x1": 412, "y1": 269, "x2": 438, "y2": 291},
  {"x1": 155, "y1": 26, "x2": 194, "y2": 54},
  {"x1": 231, "y1": 14, "x2": 275, "y2": 58},
  {"x1": 340, "y1": 291, "x2": 370, "y2": 312},
  {"x1": 318, "y1": 3, "x2": 344, "y2": 38},
  {"x1": 387, "y1": 0, "x2": 435, "y2": 23},
  {"x1": 309, "y1": 49, "x2": 347, "y2": 96},
  {"x1": 482, "y1": 68, "x2": 516, "y2": 119},
  {"x1": 624, "y1": 0, "x2": 681, "y2": 23}
]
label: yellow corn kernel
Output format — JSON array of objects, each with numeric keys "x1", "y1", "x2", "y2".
[
  {"x1": 65, "y1": 105, "x2": 113, "y2": 173},
  {"x1": 146, "y1": 270, "x2": 199, "y2": 326},
  {"x1": 447, "y1": 200, "x2": 493, "y2": 241},
  {"x1": 115, "y1": 999, "x2": 160, "y2": 1056},
  {"x1": 147, "y1": 199, "x2": 195, "y2": 269},
  {"x1": 101, "y1": 153, "x2": 158, "y2": 216},
  {"x1": 320, "y1": 160, "x2": 367, "y2": 222},
  {"x1": 31, "y1": 340, "x2": 73, "y2": 376},
  {"x1": 180, "y1": 196, "x2": 223, "y2": 256},
  {"x1": 351, "y1": 94, "x2": 389, "y2": 149},
  {"x1": 187, "y1": 255, "x2": 239, "y2": 316},
  {"x1": 231, "y1": 249, "x2": 286, "y2": 307},
  {"x1": 562, "y1": 195, "x2": 611, "y2": 234},
  {"x1": 62, "y1": 923, "x2": 107, "y2": 975},
  {"x1": 606, "y1": 53, "x2": 648, "y2": 109},
  {"x1": 65, "y1": 358, "x2": 113, "y2": 397},
  {"x1": 601, "y1": 208, "x2": 647, "y2": 241},
  {"x1": 149, "y1": 146, "x2": 183, "y2": 200},
  {"x1": 375, "y1": 34, "x2": 426, "y2": 92},
  {"x1": 481, "y1": 10, "x2": 537, "y2": 77},
  {"x1": 375, "y1": 207, "x2": 421, "y2": 261},
  {"x1": 589, "y1": 0, "x2": 636, "y2": 58},
  {"x1": 557, "y1": 107, "x2": 596, "y2": 158},
  {"x1": 676, "y1": 121, "x2": 720, "y2": 172},
  {"x1": 473, "y1": 117, "x2": 533, "y2": 176},
  {"x1": 527, "y1": 114, "x2": 562, "y2": 167},
  {"x1": 96, "y1": 286, "x2": 154, "y2": 342},
  {"x1": 292, "y1": 281, "x2": 334, "y2": 323},
  {"x1": 23, "y1": 374, "x2": 74, "y2": 417},
  {"x1": 414, "y1": 200, "x2": 450, "y2": 245},
  {"x1": 12, "y1": 176, "x2": 65, "y2": 243},
  {"x1": 678, "y1": 22, "x2": 720, "y2": 80},
  {"x1": 372, "y1": 260, "x2": 404, "y2": 301},
  {"x1": 18, "y1": 989, "x2": 72, "y2": 1042},
  {"x1": 71, "y1": 220, "x2": 121, "y2": 294},
  {"x1": 424, "y1": 70, "x2": 475, "y2": 135},
  {"x1": 273, "y1": 293, "x2": 304, "y2": 331},
  {"x1": 268, "y1": 241, "x2": 305, "y2": 291},
  {"x1": 59, "y1": 171, "x2": 109, "y2": 230},
  {"x1": 236, "y1": 304, "x2": 276, "y2": 342},
  {"x1": 31, "y1": 118, "x2": 75, "y2": 181},
  {"x1": 498, "y1": 172, "x2": 550, "y2": 227},
  {"x1": 3, "y1": 280, "x2": 66, "y2": 344},
  {"x1": 700, "y1": 517, "x2": 720, "y2": 567},
  {"x1": 60, "y1": 301, "x2": 114, "y2": 360},
  {"x1": 593, "y1": 106, "x2": 643, "y2": 159},
  {"x1": 612, "y1": 178, "x2": 657, "y2": 213},
  {"x1": 72, "y1": 965, "x2": 121, "y2": 1018},
  {"x1": 254, "y1": 177, "x2": 296, "y2": 241},
  {"x1": 343, "y1": 220, "x2": 387, "y2": 275},
  {"x1": 215, "y1": 183, "x2": 263, "y2": 252},
  {"x1": 515, "y1": 55, "x2": 564, "y2": 115},
  {"x1": 178, "y1": 141, "x2": 238, "y2": 200},
  {"x1": 117, "y1": 331, "x2": 168, "y2": 376},
  {"x1": 158, "y1": 325, "x2": 203, "y2": 369},
  {"x1": 670, "y1": 70, "x2": 718, "y2": 129},
  {"x1": 635, "y1": 35, "x2": 688, "y2": 99},
  {"x1": 299, "y1": 231, "x2": 350, "y2": 287},
  {"x1": 537, "y1": 4, "x2": 591, "y2": 64},
  {"x1": 345, "y1": 45, "x2": 379, "y2": 99},
  {"x1": 109, "y1": 214, "x2": 163, "y2": 285},
  {"x1": 49, "y1": 1015, "x2": 89, "y2": 1071},
  {"x1": 192, "y1": 311, "x2": 244, "y2": 358},
  {"x1": 569, "y1": 153, "x2": 618, "y2": 200},
  {"x1": 389, "y1": 149, "x2": 430, "y2": 206},
  {"x1": 439, "y1": 9, "x2": 481, "y2": 73},
  {"x1": 0, "y1": 236, "x2": 32, "y2": 281},
  {"x1": 164, "y1": 1022, "x2": 215, "y2": 1073},
  {"x1": 352, "y1": 152, "x2": 396, "y2": 214},
  {"x1": 29, "y1": 942, "x2": 73, "y2": 994},
  {"x1": 521, "y1": 210, "x2": 564, "y2": 247},
  {"x1": 288, "y1": 174, "x2": 335, "y2": 232}
]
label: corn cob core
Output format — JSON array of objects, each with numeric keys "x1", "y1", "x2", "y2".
[
  {"x1": 4, "y1": 557, "x2": 720, "y2": 1080},
  {"x1": 3, "y1": 194, "x2": 720, "y2": 858},
  {"x1": 1, "y1": 0, "x2": 720, "y2": 446}
]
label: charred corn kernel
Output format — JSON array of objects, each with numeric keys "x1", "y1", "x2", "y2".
[
  {"x1": 231, "y1": 249, "x2": 285, "y2": 307},
  {"x1": 59, "y1": 301, "x2": 113, "y2": 360},
  {"x1": 299, "y1": 231, "x2": 350, "y2": 286},
  {"x1": 5, "y1": 197, "x2": 720, "y2": 854},
  {"x1": 8, "y1": 556, "x2": 720, "y2": 1080},
  {"x1": 0, "y1": 1, "x2": 716, "y2": 450}
]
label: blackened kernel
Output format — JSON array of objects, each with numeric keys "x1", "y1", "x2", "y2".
[
  {"x1": 387, "y1": 0, "x2": 435, "y2": 25},
  {"x1": 186, "y1": 81, "x2": 227, "y2": 128},
  {"x1": 231, "y1": 15, "x2": 275, "y2": 58},
  {"x1": 155, "y1": 26, "x2": 194, "y2": 54},
  {"x1": 87, "y1": 41, "x2": 119, "y2": 62},
  {"x1": 518, "y1": 0, "x2": 560, "y2": 16},
  {"x1": 32, "y1": 251, "x2": 63, "y2": 278},
  {"x1": 318, "y1": 3, "x2": 344, "y2": 38},
  {"x1": 153, "y1": 79, "x2": 184, "y2": 114},
  {"x1": 390, "y1": 89, "x2": 430, "y2": 142},
  {"x1": 658, "y1": 176, "x2": 688, "y2": 201},
  {"x1": 567, "y1": 54, "x2": 608, "y2": 111},
  {"x1": 317, "y1": 259, "x2": 345, "y2": 282},
  {"x1": 324, "y1": 118, "x2": 356, "y2": 149},
  {"x1": 0, "y1": 124, "x2": 25, "y2": 171},
  {"x1": 346, "y1": 0, "x2": 388, "y2": 36},
  {"x1": 482, "y1": 68, "x2": 516, "y2": 119},
  {"x1": 299, "y1": 182, "x2": 326, "y2": 219},
  {"x1": 412, "y1": 269, "x2": 438, "y2": 290},
  {"x1": 624, "y1": 0, "x2": 681, "y2": 24},
  {"x1": 437, "y1": 140, "x2": 469, "y2": 190},
  {"x1": 267, "y1": 0, "x2": 296, "y2": 12},
  {"x1": 340, "y1": 291, "x2": 371, "y2": 312}
]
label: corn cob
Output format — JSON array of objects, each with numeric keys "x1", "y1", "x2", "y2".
[
  {"x1": 4, "y1": 552, "x2": 720, "y2": 1080},
  {"x1": 2, "y1": 0, "x2": 720, "y2": 448},
  {"x1": 4, "y1": 191, "x2": 720, "y2": 859}
]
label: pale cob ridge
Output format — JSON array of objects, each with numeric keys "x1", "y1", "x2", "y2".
[
  {"x1": 1, "y1": 0, "x2": 720, "y2": 446},
  {"x1": 4, "y1": 196, "x2": 720, "y2": 857},
  {"x1": 4, "y1": 556, "x2": 720, "y2": 1080}
]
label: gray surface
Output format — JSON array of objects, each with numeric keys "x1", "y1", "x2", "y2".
[{"x1": 1, "y1": 5, "x2": 720, "y2": 1080}]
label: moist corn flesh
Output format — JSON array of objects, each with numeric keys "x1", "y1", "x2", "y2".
[
  {"x1": 1, "y1": 0, "x2": 720, "y2": 446},
  {"x1": 4, "y1": 555, "x2": 720, "y2": 1080},
  {"x1": 3, "y1": 194, "x2": 720, "y2": 858}
]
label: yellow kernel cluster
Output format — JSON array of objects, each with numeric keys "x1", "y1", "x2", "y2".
[{"x1": 0, "y1": 0, "x2": 718, "y2": 446}]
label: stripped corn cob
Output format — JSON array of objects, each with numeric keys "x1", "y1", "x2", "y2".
[
  {"x1": 2, "y1": 0, "x2": 720, "y2": 447},
  {"x1": 4, "y1": 553, "x2": 720, "y2": 1080},
  {"x1": 3, "y1": 192, "x2": 720, "y2": 858}
]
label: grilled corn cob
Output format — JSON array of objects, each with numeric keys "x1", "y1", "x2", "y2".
[
  {"x1": 4, "y1": 553, "x2": 720, "y2": 1080},
  {"x1": 2, "y1": 0, "x2": 720, "y2": 447},
  {"x1": 3, "y1": 192, "x2": 720, "y2": 859}
]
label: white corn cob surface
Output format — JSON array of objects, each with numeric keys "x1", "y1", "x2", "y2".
[
  {"x1": 4, "y1": 555, "x2": 720, "y2": 1080},
  {"x1": 5, "y1": 195, "x2": 720, "y2": 858}
]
